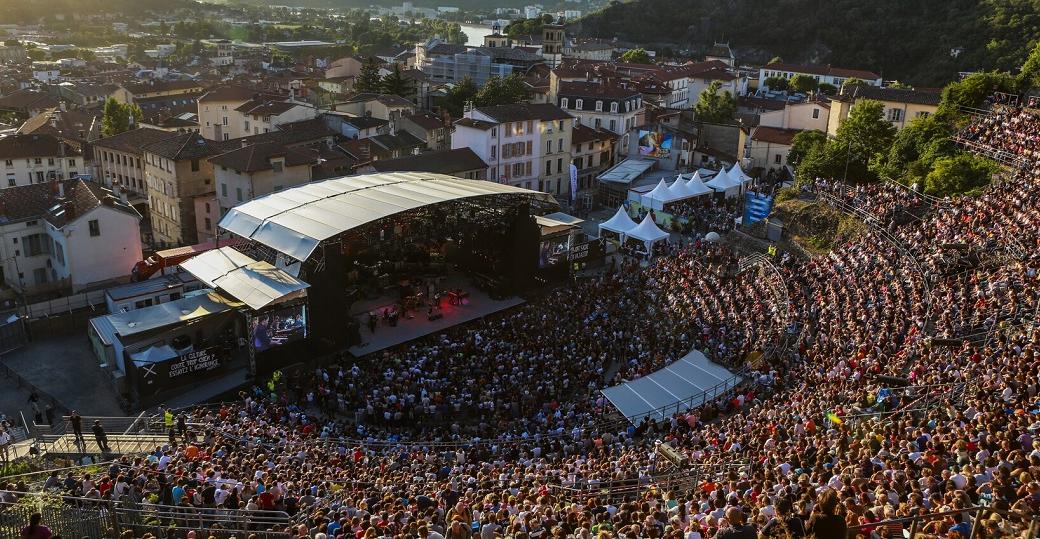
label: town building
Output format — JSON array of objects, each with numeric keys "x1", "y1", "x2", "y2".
[
  {"x1": 452, "y1": 103, "x2": 574, "y2": 200},
  {"x1": 332, "y1": 93, "x2": 415, "y2": 122},
  {"x1": 359, "y1": 148, "x2": 488, "y2": 179},
  {"x1": 142, "y1": 132, "x2": 230, "y2": 247},
  {"x1": 416, "y1": 40, "x2": 545, "y2": 86},
  {"x1": 758, "y1": 62, "x2": 883, "y2": 89},
  {"x1": 745, "y1": 126, "x2": 800, "y2": 170},
  {"x1": 210, "y1": 141, "x2": 316, "y2": 218},
  {"x1": 0, "y1": 179, "x2": 143, "y2": 294},
  {"x1": 196, "y1": 85, "x2": 285, "y2": 141},
  {"x1": 93, "y1": 127, "x2": 179, "y2": 202},
  {"x1": 398, "y1": 111, "x2": 450, "y2": 150},
  {"x1": 759, "y1": 100, "x2": 830, "y2": 132},
  {"x1": 556, "y1": 81, "x2": 642, "y2": 158},
  {"x1": 570, "y1": 123, "x2": 617, "y2": 208},
  {"x1": 0, "y1": 133, "x2": 87, "y2": 188},
  {"x1": 827, "y1": 85, "x2": 941, "y2": 135}
]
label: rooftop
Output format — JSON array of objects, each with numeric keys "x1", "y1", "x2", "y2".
[
  {"x1": 473, "y1": 103, "x2": 572, "y2": 123},
  {"x1": 763, "y1": 62, "x2": 881, "y2": 81},
  {"x1": 0, "y1": 133, "x2": 81, "y2": 159},
  {"x1": 840, "y1": 85, "x2": 942, "y2": 106},
  {"x1": 93, "y1": 127, "x2": 178, "y2": 154},
  {"x1": 751, "y1": 126, "x2": 801, "y2": 146},
  {"x1": 209, "y1": 142, "x2": 316, "y2": 173},
  {"x1": 368, "y1": 148, "x2": 487, "y2": 175}
]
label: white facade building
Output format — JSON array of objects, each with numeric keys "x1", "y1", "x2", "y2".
[{"x1": 0, "y1": 134, "x2": 87, "y2": 189}]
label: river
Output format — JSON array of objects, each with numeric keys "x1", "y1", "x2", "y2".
[{"x1": 459, "y1": 23, "x2": 492, "y2": 46}]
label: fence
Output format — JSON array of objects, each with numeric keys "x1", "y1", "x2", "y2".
[
  {"x1": 848, "y1": 505, "x2": 1039, "y2": 539},
  {"x1": 22, "y1": 289, "x2": 107, "y2": 320},
  {"x1": 0, "y1": 491, "x2": 292, "y2": 539},
  {"x1": 546, "y1": 463, "x2": 748, "y2": 503}
]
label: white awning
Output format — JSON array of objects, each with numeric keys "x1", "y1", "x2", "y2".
[
  {"x1": 180, "y1": 247, "x2": 309, "y2": 311},
  {"x1": 640, "y1": 178, "x2": 672, "y2": 210},
  {"x1": 729, "y1": 163, "x2": 754, "y2": 183},
  {"x1": 601, "y1": 349, "x2": 744, "y2": 422},
  {"x1": 683, "y1": 172, "x2": 714, "y2": 196},
  {"x1": 219, "y1": 172, "x2": 558, "y2": 262},
  {"x1": 598, "y1": 206, "x2": 638, "y2": 238}
]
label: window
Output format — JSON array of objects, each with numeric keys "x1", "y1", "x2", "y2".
[
  {"x1": 222, "y1": 134, "x2": 229, "y2": 141},
  {"x1": 546, "y1": 140, "x2": 552, "y2": 154},
  {"x1": 490, "y1": 145, "x2": 497, "y2": 159},
  {"x1": 271, "y1": 161, "x2": 283, "y2": 173},
  {"x1": 558, "y1": 139, "x2": 563, "y2": 152},
  {"x1": 812, "y1": 108, "x2": 820, "y2": 119},
  {"x1": 595, "y1": 100, "x2": 603, "y2": 112},
  {"x1": 88, "y1": 219, "x2": 100, "y2": 237},
  {"x1": 527, "y1": 121, "x2": 534, "y2": 133},
  {"x1": 220, "y1": 183, "x2": 227, "y2": 197},
  {"x1": 774, "y1": 153, "x2": 783, "y2": 164},
  {"x1": 545, "y1": 160, "x2": 551, "y2": 175},
  {"x1": 610, "y1": 102, "x2": 618, "y2": 113},
  {"x1": 4, "y1": 160, "x2": 11, "y2": 167},
  {"x1": 888, "y1": 108, "x2": 904, "y2": 122},
  {"x1": 610, "y1": 119, "x2": 617, "y2": 132},
  {"x1": 575, "y1": 99, "x2": 583, "y2": 110},
  {"x1": 55, "y1": 242, "x2": 64, "y2": 266},
  {"x1": 561, "y1": 98, "x2": 568, "y2": 109},
  {"x1": 526, "y1": 141, "x2": 532, "y2": 155},
  {"x1": 6, "y1": 175, "x2": 14, "y2": 187},
  {"x1": 205, "y1": 217, "x2": 212, "y2": 231},
  {"x1": 33, "y1": 268, "x2": 47, "y2": 285},
  {"x1": 526, "y1": 161, "x2": 532, "y2": 176},
  {"x1": 191, "y1": 159, "x2": 200, "y2": 172},
  {"x1": 68, "y1": 158, "x2": 75, "y2": 167},
  {"x1": 236, "y1": 187, "x2": 243, "y2": 202},
  {"x1": 916, "y1": 111, "x2": 931, "y2": 118},
  {"x1": 513, "y1": 162, "x2": 524, "y2": 177},
  {"x1": 557, "y1": 158, "x2": 563, "y2": 173},
  {"x1": 222, "y1": 117, "x2": 228, "y2": 126},
  {"x1": 34, "y1": 158, "x2": 42, "y2": 165},
  {"x1": 491, "y1": 127, "x2": 497, "y2": 137}
]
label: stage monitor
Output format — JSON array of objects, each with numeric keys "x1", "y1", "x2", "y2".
[
  {"x1": 638, "y1": 129, "x2": 672, "y2": 158},
  {"x1": 250, "y1": 303, "x2": 308, "y2": 353}
]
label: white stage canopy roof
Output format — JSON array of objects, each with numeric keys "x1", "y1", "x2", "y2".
[
  {"x1": 601, "y1": 349, "x2": 744, "y2": 422},
  {"x1": 219, "y1": 172, "x2": 557, "y2": 262},
  {"x1": 180, "y1": 247, "x2": 309, "y2": 311}
]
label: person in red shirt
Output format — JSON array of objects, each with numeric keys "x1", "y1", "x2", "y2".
[
  {"x1": 258, "y1": 488, "x2": 276, "y2": 510},
  {"x1": 21, "y1": 512, "x2": 51, "y2": 539}
]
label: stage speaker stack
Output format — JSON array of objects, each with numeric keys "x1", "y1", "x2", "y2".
[{"x1": 308, "y1": 245, "x2": 352, "y2": 345}]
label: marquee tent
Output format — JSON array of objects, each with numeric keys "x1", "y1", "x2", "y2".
[
  {"x1": 683, "y1": 172, "x2": 714, "y2": 197},
  {"x1": 598, "y1": 206, "x2": 638, "y2": 239},
  {"x1": 706, "y1": 168, "x2": 743, "y2": 197},
  {"x1": 640, "y1": 179, "x2": 673, "y2": 210},
  {"x1": 729, "y1": 163, "x2": 754, "y2": 184},
  {"x1": 626, "y1": 214, "x2": 670, "y2": 251},
  {"x1": 666, "y1": 175, "x2": 699, "y2": 200}
]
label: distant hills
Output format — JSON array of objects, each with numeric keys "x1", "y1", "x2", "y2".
[{"x1": 572, "y1": 0, "x2": 1040, "y2": 86}]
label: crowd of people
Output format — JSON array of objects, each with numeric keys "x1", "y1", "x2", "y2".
[{"x1": 6, "y1": 105, "x2": 1040, "y2": 539}]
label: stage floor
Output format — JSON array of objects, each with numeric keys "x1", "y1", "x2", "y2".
[{"x1": 347, "y1": 276, "x2": 524, "y2": 357}]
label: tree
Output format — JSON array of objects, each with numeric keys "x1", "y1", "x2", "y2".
[
  {"x1": 938, "y1": 71, "x2": 1015, "y2": 116},
  {"x1": 789, "y1": 74, "x2": 819, "y2": 94},
  {"x1": 833, "y1": 99, "x2": 897, "y2": 182},
  {"x1": 1017, "y1": 42, "x2": 1040, "y2": 92},
  {"x1": 354, "y1": 58, "x2": 382, "y2": 93},
  {"x1": 101, "y1": 98, "x2": 142, "y2": 137},
  {"x1": 693, "y1": 80, "x2": 736, "y2": 124},
  {"x1": 923, "y1": 153, "x2": 996, "y2": 196},
  {"x1": 763, "y1": 76, "x2": 788, "y2": 92},
  {"x1": 474, "y1": 74, "x2": 530, "y2": 107},
  {"x1": 443, "y1": 76, "x2": 478, "y2": 118},
  {"x1": 788, "y1": 129, "x2": 827, "y2": 165},
  {"x1": 380, "y1": 63, "x2": 415, "y2": 99},
  {"x1": 818, "y1": 83, "x2": 838, "y2": 95},
  {"x1": 620, "y1": 48, "x2": 653, "y2": 64}
]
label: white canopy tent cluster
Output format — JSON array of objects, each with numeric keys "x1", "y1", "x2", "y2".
[
  {"x1": 598, "y1": 207, "x2": 670, "y2": 251},
  {"x1": 704, "y1": 163, "x2": 754, "y2": 198}
]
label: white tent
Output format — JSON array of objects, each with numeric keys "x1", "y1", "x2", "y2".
[
  {"x1": 626, "y1": 214, "x2": 670, "y2": 251},
  {"x1": 598, "y1": 206, "x2": 638, "y2": 240},
  {"x1": 666, "y1": 175, "x2": 698, "y2": 200},
  {"x1": 729, "y1": 163, "x2": 754, "y2": 184},
  {"x1": 706, "y1": 168, "x2": 743, "y2": 197},
  {"x1": 684, "y1": 172, "x2": 714, "y2": 197},
  {"x1": 640, "y1": 178, "x2": 673, "y2": 210}
]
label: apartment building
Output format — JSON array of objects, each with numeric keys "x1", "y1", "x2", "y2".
[
  {"x1": 758, "y1": 62, "x2": 883, "y2": 89},
  {"x1": 197, "y1": 85, "x2": 284, "y2": 141},
  {"x1": 452, "y1": 103, "x2": 574, "y2": 200},
  {"x1": 556, "y1": 82, "x2": 642, "y2": 159},
  {"x1": 142, "y1": 133, "x2": 230, "y2": 247},
  {"x1": 570, "y1": 123, "x2": 616, "y2": 206},
  {"x1": 0, "y1": 179, "x2": 142, "y2": 293},
  {"x1": 93, "y1": 127, "x2": 179, "y2": 199},
  {"x1": 211, "y1": 141, "x2": 316, "y2": 216},
  {"x1": 0, "y1": 134, "x2": 87, "y2": 188}
]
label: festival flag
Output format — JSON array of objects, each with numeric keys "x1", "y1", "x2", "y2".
[{"x1": 826, "y1": 411, "x2": 844, "y2": 425}]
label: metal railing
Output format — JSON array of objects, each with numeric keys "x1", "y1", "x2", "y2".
[
  {"x1": 847, "y1": 505, "x2": 1039, "y2": 539},
  {"x1": 546, "y1": 462, "x2": 748, "y2": 502},
  {"x1": 618, "y1": 371, "x2": 749, "y2": 425},
  {"x1": 0, "y1": 490, "x2": 293, "y2": 539}
]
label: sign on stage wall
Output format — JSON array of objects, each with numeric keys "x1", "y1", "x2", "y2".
[
  {"x1": 132, "y1": 345, "x2": 229, "y2": 398},
  {"x1": 250, "y1": 303, "x2": 308, "y2": 353},
  {"x1": 638, "y1": 130, "x2": 672, "y2": 158}
]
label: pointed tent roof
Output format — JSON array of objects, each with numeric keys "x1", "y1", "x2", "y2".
[
  {"x1": 729, "y1": 163, "x2": 753, "y2": 183},
  {"x1": 684, "y1": 172, "x2": 713, "y2": 196},
  {"x1": 599, "y1": 206, "x2": 638, "y2": 236},
  {"x1": 626, "y1": 214, "x2": 670, "y2": 244},
  {"x1": 706, "y1": 168, "x2": 741, "y2": 191},
  {"x1": 642, "y1": 178, "x2": 672, "y2": 204},
  {"x1": 667, "y1": 174, "x2": 697, "y2": 199}
]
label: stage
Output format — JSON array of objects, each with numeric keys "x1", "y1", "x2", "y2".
[{"x1": 347, "y1": 274, "x2": 525, "y2": 357}]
